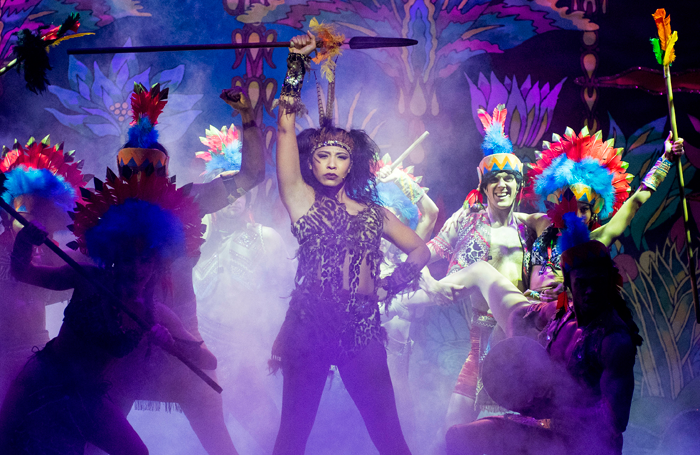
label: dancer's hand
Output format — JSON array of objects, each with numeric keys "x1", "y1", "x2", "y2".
[
  {"x1": 422, "y1": 274, "x2": 464, "y2": 304},
  {"x1": 17, "y1": 222, "x2": 48, "y2": 246},
  {"x1": 150, "y1": 323, "x2": 175, "y2": 348},
  {"x1": 377, "y1": 166, "x2": 402, "y2": 183},
  {"x1": 220, "y1": 87, "x2": 252, "y2": 113},
  {"x1": 290, "y1": 31, "x2": 317, "y2": 57},
  {"x1": 538, "y1": 282, "x2": 565, "y2": 302},
  {"x1": 664, "y1": 131, "x2": 685, "y2": 160}
]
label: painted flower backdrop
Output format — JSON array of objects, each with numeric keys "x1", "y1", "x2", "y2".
[
  {"x1": 468, "y1": 71, "x2": 566, "y2": 161},
  {"x1": 233, "y1": 0, "x2": 595, "y2": 127},
  {"x1": 45, "y1": 39, "x2": 202, "y2": 144}
]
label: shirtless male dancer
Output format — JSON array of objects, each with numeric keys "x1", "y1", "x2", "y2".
[{"x1": 418, "y1": 105, "x2": 534, "y2": 429}]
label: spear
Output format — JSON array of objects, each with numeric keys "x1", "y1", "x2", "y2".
[
  {"x1": 391, "y1": 131, "x2": 430, "y2": 171},
  {"x1": 651, "y1": 8, "x2": 699, "y2": 323},
  {"x1": 67, "y1": 36, "x2": 418, "y2": 55},
  {"x1": 0, "y1": 172, "x2": 223, "y2": 393}
]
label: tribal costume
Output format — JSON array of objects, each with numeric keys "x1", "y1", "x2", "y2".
[
  {"x1": 0, "y1": 136, "x2": 87, "y2": 405},
  {"x1": 272, "y1": 193, "x2": 386, "y2": 368}
]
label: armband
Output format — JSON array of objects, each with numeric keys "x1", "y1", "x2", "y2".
[
  {"x1": 641, "y1": 156, "x2": 673, "y2": 191},
  {"x1": 278, "y1": 53, "x2": 310, "y2": 116}
]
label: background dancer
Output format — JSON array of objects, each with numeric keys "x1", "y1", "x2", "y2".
[
  {"x1": 0, "y1": 172, "x2": 217, "y2": 455},
  {"x1": 193, "y1": 123, "x2": 294, "y2": 454},
  {"x1": 375, "y1": 156, "x2": 438, "y2": 451},
  {"x1": 91, "y1": 84, "x2": 265, "y2": 455},
  {"x1": 401, "y1": 105, "x2": 534, "y2": 435},
  {"x1": 271, "y1": 31, "x2": 429, "y2": 454},
  {"x1": 0, "y1": 136, "x2": 89, "y2": 405}
]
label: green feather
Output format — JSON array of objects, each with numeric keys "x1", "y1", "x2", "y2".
[{"x1": 650, "y1": 38, "x2": 663, "y2": 65}]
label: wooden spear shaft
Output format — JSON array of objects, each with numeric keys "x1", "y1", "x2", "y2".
[{"x1": 664, "y1": 64, "x2": 700, "y2": 323}]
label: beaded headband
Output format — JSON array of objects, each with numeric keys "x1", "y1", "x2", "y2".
[{"x1": 312, "y1": 139, "x2": 352, "y2": 153}]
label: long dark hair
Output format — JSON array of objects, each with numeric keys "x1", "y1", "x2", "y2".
[{"x1": 297, "y1": 124, "x2": 380, "y2": 206}]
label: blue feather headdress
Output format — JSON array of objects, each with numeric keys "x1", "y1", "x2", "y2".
[
  {"x1": 476, "y1": 104, "x2": 523, "y2": 183},
  {"x1": 2, "y1": 167, "x2": 77, "y2": 213},
  {"x1": 527, "y1": 127, "x2": 633, "y2": 220},
  {"x1": 377, "y1": 182, "x2": 419, "y2": 230}
]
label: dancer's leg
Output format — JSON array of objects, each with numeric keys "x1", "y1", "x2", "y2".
[
  {"x1": 179, "y1": 369, "x2": 240, "y2": 455},
  {"x1": 225, "y1": 370, "x2": 280, "y2": 454},
  {"x1": 338, "y1": 340, "x2": 412, "y2": 455},
  {"x1": 395, "y1": 262, "x2": 529, "y2": 334},
  {"x1": 84, "y1": 397, "x2": 149, "y2": 455},
  {"x1": 272, "y1": 358, "x2": 329, "y2": 455}
]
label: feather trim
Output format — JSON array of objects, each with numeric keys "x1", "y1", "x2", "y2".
[{"x1": 558, "y1": 212, "x2": 590, "y2": 252}]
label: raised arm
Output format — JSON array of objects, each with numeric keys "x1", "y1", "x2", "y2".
[
  {"x1": 593, "y1": 133, "x2": 684, "y2": 246},
  {"x1": 189, "y1": 88, "x2": 266, "y2": 216},
  {"x1": 11, "y1": 223, "x2": 79, "y2": 291},
  {"x1": 276, "y1": 32, "x2": 318, "y2": 222}
]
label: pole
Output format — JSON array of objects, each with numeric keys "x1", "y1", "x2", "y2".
[
  {"x1": 664, "y1": 65, "x2": 700, "y2": 323},
  {"x1": 390, "y1": 131, "x2": 430, "y2": 171},
  {"x1": 67, "y1": 37, "x2": 418, "y2": 55}
]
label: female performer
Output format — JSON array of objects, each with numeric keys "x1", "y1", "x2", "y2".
[
  {"x1": 271, "y1": 31, "x2": 430, "y2": 454},
  {"x1": 0, "y1": 172, "x2": 217, "y2": 455}
]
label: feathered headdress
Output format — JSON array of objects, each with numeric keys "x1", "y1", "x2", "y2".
[
  {"x1": 127, "y1": 82, "x2": 169, "y2": 149},
  {"x1": 117, "y1": 83, "x2": 170, "y2": 176},
  {"x1": 1, "y1": 135, "x2": 87, "y2": 213},
  {"x1": 68, "y1": 169, "x2": 204, "y2": 265},
  {"x1": 526, "y1": 126, "x2": 633, "y2": 224},
  {"x1": 374, "y1": 154, "x2": 427, "y2": 230},
  {"x1": 195, "y1": 125, "x2": 242, "y2": 179},
  {"x1": 309, "y1": 18, "x2": 344, "y2": 83},
  {"x1": 476, "y1": 104, "x2": 523, "y2": 184}
]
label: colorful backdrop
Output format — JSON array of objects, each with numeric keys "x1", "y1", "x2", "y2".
[{"x1": 1, "y1": 0, "x2": 699, "y2": 454}]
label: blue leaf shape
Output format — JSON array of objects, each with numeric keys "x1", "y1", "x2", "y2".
[
  {"x1": 44, "y1": 108, "x2": 93, "y2": 138},
  {"x1": 86, "y1": 122, "x2": 121, "y2": 137},
  {"x1": 47, "y1": 85, "x2": 93, "y2": 114},
  {"x1": 125, "y1": 68, "x2": 151, "y2": 95},
  {"x1": 92, "y1": 63, "x2": 122, "y2": 109},
  {"x1": 68, "y1": 56, "x2": 92, "y2": 93},
  {"x1": 152, "y1": 66, "x2": 185, "y2": 91}
]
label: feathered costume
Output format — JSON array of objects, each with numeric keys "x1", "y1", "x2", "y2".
[
  {"x1": 526, "y1": 126, "x2": 633, "y2": 228},
  {"x1": 374, "y1": 154, "x2": 428, "y2": 231},
  {"x1": 117, "y1": 83, "x2": 170, "y2": 177},
  {"x1": 1, "y1": 135, "x2": 88, "y2": 217},
  {"x1": 196, "y1": 124, "x2": 243, "y2": 180},
  {"x1": 464, "y1": 104, "x2": 523, "y2": 209},
  {"x1": 67, "y1": 168, "x2": 204, "y2": 265}
]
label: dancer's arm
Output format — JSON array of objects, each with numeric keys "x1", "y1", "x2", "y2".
[
  {"x1": 426, "y1": 207, "x2": 464, "y2": 263},
  {"x1": 276, "y1": 32, "x2": 317, "y2": 222},
  {"x1": 382, "y1": 208, "x2": 430, "y2": 269},
  {"x1": 191, "y1": 89, "x2": 266, "y2": 215},
  {"x1": 11, "y1": 223, "x2": 79, "y2": 290},
  {"x1": 515, "y1": 212, "x2": 551, "y2": 237},
  {"x1": 593, "y1": 133, "x2": 684, "y2": 247},
  {"x1": 153, "y1": 303, "x2": 218, "y2": 370}
]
